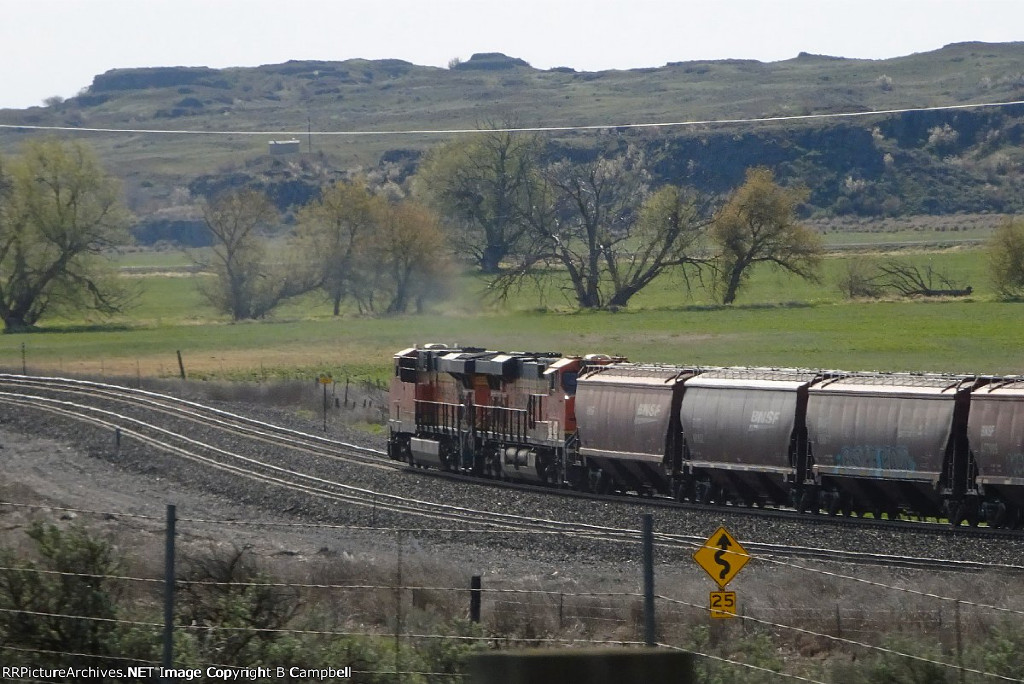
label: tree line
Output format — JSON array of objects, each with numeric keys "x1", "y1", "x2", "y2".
[
  {"x1": 1, "y1": 135, "x2": 1023, "y2": 332},
  {"x1": 417, "y1": 130, "x2": 822, "y2": 308},
  {"x1": 195, "y1": 184, "x2": 450, "y2": 320}
]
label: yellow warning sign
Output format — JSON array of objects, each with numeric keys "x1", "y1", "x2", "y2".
[
  {"x1": 710, "y1": 591, "x2": 737, "y2": 619},
  {"x1": 693, "y1": 526, "x2": 750, "y2": 589}
]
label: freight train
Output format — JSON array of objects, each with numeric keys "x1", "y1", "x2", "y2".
[{"x1": 387, "y1": 345, "x2": 1024, "y2": 528}]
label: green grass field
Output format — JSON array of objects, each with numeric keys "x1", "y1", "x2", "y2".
[{"x1": 2, "y1": 245, "x2": 1019, "y2": 381}]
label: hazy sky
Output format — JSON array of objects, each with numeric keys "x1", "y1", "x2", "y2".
[{"x1": 3, "y1": 0, "x2": 1023, "y2": 110}]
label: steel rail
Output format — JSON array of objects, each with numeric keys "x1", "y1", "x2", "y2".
[{"x1": 0, "y1": 377, "x2": 1013, "y2": 573}]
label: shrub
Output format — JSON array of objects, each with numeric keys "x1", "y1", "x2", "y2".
[
  {"x1": 0, "y1": 522, "x2": 126, "y2": 670},
  {"x1": 989, "y1": 219, "x2": 1024, "y2": 299}
]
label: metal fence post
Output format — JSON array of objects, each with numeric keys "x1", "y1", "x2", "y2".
[
  {"x1": 395, "y1": 529, "x2": 404, "y2": 684},
  {"x1": 642, "y1": 513, "x2": 655, "y2": 647},
  {"x1": 162, "y1": 504, "x2": 176, "y2": 682},
  {"x1": 956, "y1": 600, "x2": 965, "y2": 684},
  {"x1": 470, "y1": 575, "x2": 482, "y2": 623}
]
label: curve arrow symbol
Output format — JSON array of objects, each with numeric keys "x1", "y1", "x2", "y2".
[{"x1": 713, "y1": 533, "x2": 732, "y2": 581}]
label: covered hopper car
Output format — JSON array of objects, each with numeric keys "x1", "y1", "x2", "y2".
[{"x1": 388, "y1": 345, "x2": 1024, "y2": 527}]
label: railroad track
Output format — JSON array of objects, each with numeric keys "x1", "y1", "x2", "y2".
[
  {"x1": 405, "y1": 455, "x2": 1024, "y2": 542},
  {"x1": 0, "y1": 376, "x2": 646, "y2": 539},
  {"x1": 0, "y1": 374, "x2": 1017, "y2": 574},
  {"x1": 0, "y1": 373, "x2": 389, "y2": 469}
]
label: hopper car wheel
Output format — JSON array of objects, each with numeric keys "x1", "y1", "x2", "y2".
[
  {"x1": 1007, "y1": 506, "x2": 1023, "y2": 530},
  {"x1": 989, "y1": 502, "x2": 1020, "y2": 529},
  {"x1": 840, "y1": 495, "x2": 856, "y2": 517},
  {"x1": 987, "y1": 501, "x2": 1007, "y2": 528},
  {"x1": 712, "y1": 486, "x2": 727, "y2": 506},
  {"x1": 826, "y1": 494, "x2": 841, "y2": 517},
  {"x1": 695, "y1": 481, "x2": 713, "y2": 505},
  {"x1": 797, "y1": 489, "x2": 816, "y2": 514},
  {"x1": 951, "y1": 503, "x2": 965, "y2": 527},
  {"x1": 950, "y1": 500, "x2": 979, "y2": 527}
]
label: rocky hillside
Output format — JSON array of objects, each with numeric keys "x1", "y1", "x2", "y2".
[{"x1": 1, "y1": 43, "x2": 1023, "y2": 236}]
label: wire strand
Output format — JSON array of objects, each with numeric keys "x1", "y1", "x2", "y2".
[
  {"x1": 2, "y1": 99, "x2": 1022, "y2": 137},
  {"x1": 657, "y1": 594, "x2": 1024, "y2": 683}
]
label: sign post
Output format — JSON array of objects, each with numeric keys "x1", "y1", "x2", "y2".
[
  {"x1": 693, "y1": 526, "x2": 750, "y2": 620},
  {"x1": 319, "y1": 373, "x2": 332, "y2": 432}
]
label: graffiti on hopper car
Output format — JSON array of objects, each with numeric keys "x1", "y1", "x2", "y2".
[{"x1": 833, "y1": 444, "x2": 916, "y2": 471}]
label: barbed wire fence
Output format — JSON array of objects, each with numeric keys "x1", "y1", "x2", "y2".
[{"x1": 0, "y1": 501, "x2": 1023, "y2": 682}]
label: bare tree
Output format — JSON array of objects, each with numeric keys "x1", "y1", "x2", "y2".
[
  {"x1": 835, "y1": 257, "x2": 883, "y2": 299},
  {"x1": 494, "y1": 148, "x2": 707, "y2": 309},
  {"x1": 876, "y1": 260, "x2": 972, "y2": 297}
]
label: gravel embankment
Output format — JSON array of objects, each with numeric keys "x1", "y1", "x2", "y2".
[{"x1": 1, "y1": 379, "x2": 1022, "y2": 600}]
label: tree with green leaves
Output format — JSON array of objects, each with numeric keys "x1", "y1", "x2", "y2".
[
  {"x1": 294, "y1": 182, "x2": 450, "y2": 315},
  {"x1": 711, "y1": 167, "x2": 823, "y2": 305},
  {"x1": 0, "y1": 138, "x2": 132, "y2": 332},
  {"x1": 989, "y1": 218, "x2": 1024, "y2": 299},
  {"x1": 293, "y1": 179, "x2": 388, "y2": 315},
  {"x1": 416, "y1": 127, "x2": 539, "y2": 273},
  {"x1": 372, "y1": 199, "x2": 452, "y2": 314},
  {"x1": 198, "y1": 188, "x2": 315, "y2": 320}
]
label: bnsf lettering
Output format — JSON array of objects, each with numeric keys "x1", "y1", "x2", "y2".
[
  {"x1": 750, "y1": 410, "x2": 780, "y2": 425},
  {"x1": 635, "y1": 404, "x2": 663, "y2": 418}
]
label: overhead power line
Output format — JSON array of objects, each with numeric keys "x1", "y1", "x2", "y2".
[{"x1": 1, "y1": 99, "x2": 1023, "y2": 138}]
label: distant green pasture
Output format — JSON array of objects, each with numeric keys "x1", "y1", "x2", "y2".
[{"x1": 2, "y1": 246, "x2": 1018, "y2": 381}]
